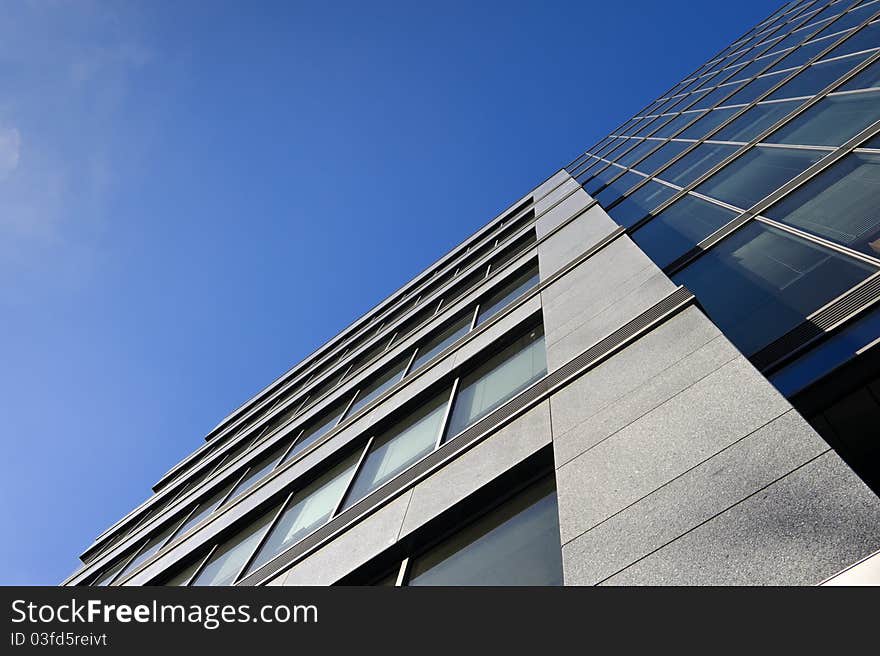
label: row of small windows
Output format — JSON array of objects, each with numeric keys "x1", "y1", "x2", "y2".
[
  {"x1": 159, "y1": 205, "x2": 538, "y2": 489},
  {"x1": 88, "y1": 318, "x2": 548, "y2": 586},
  {"x1": 81, "y1": 223, "x2": 540, "y2": 567},
  {"x1": 84, "y1": 263, "x2": 542, "y2": 582}
]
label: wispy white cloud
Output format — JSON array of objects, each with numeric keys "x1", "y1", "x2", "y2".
[
  {"x1": 0, "y1": 1, "x2": 153, "y2": 301},
  {"x1": 0, "y1": 126, "x2": 21, "y2": 179}
]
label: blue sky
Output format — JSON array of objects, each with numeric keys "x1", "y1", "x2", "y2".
[{"x1": 0, "y1": 0, "x2": 775, "y2": 585}]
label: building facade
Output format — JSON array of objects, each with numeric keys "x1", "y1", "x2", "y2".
[{"x1": 64, "y1": 0, "x2": 880, "y2": 587}]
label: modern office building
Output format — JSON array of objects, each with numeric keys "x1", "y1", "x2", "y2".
[{"x1": 64, "y1": 0, "x2": 880, "y2": 587}]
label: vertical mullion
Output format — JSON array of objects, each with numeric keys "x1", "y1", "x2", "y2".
[
  {"x1": 331, "y1": 437, "x2": 375, "y2": 518},
  {"x1": 434, "y1": 379, "x2": 461, "y2": 450},
  {"x1": 217, "y1": 466, "x2": 253, "y2": 508},
  {"x1": 232, "y1": 491, "x2": 296, "y2": 585},
  {"x1": 394, "y1": 557, "x2": 411, "y2": 587},
  {"x1": 277, "y1": 428, "x2": 306, "y2": 465},
  {"x1": 185, "y1": 544, "x2": 218, "y2": 587},
  {"x1": 402, "y1": 347, "x2": 419, "y2": 378},
  {"x1": 470, "y1": 304, "x2": 481, "y2": 330},
  {"x1": 106, "y1": 538, "x2": 148, "y2": 586},
  {"x1": 338, "y1": 390, "x2": 360, "y2": 425}
]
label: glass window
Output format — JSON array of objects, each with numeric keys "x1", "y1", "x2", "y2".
[
  {"x1": 341, "y1": 390, "x2": 450, "y2": 510},
  {"x1": 768, "y1": 52, "x2": 871, "y2": 99},
  {"x1": 607, "y1": 180, "x2": 679, "y2": 228},
  {"x1": 632, "y1": 194, "x2": 739, "y2": 269},
  {"x1": 594, "y1": 171, "x2": 645, "y2": 209},
  {"x1": 633, "y1": 140, "x2": 691, "y2": 174},
  {"x1": 815, "y1": 3, "x2": 878, "y2": 38},
  {"x1": 769, "y1": 306, "x2": 880, "y2": 397},
  {"x1": 766, "y1": 37, "x2": 836, "y2": 74},
  {"x1": 583, "y1": 164, "x2": 626, "y2": 195},
  {"x1": 225, "y1": 444, "x2": 287, "y2": 503},
  {"x1": 116, "y1": 521, "x2": 182, "y2": 580},
  {"x1": 158, "y1": 558, "x2": 202, "y2": 586},
  {"x1": 410, "y1": 314, "x2": 472, "y2": 373},
  {"x1": 445, "y1": 325, "x2": 547, "y2": 440},
  {"x1": 92, "y1": 559, "x2": 128, "y2": 587},
  {"x1": 676, "y1": 107, "x2": 741, "y2": 140},
  {"x1": 406, "y1": 475, "x2": 563, "y2": 586},
  {"x1": 653, "y1": 112, "x2": 706, "y2": 138},
  {"x1": 190, "y1": 507, "x2": 278, "y2": 586},
  {"x1": 280, "y1": 400, "x2": 348, "y2": 464},
  {"x1": 477, "y1": 264, "x2": 540, "y2": 325},
  {"x1": 659, "y1": 143, "x2": 740, "y2": 187},
  {"x1": 246, "y1": 452, "x2": 361, "y2": 574},
  {"x1": 839, "y1": 57, "x2": 880, "y2": 91},
  {"x1": 822, "y1": 20, "x2": 880, "y2": 60},
  {"x1": 344, "y1": 359, "x2": 407, "y2": 419},
  {"x1": 720, "y1": 71, "x2": 788, "y2": 106},
  {"x1": 765, "y1": 90, "x2": 880, "y2": 146},
  {"x1": 763, "y1": 152, "x2": 880, "y2": 257},
  {"x1": 691, "y1": 81, "x2": 747, "y2": 109},
  {"x1": 672, "y1": 221, "x2": 876, "y2": 355},
  {"x1": 616, "y1": 139, "x2": 660, "y2": 168},
  {"x1": 713, "y1": 100, "x2": 801, "y2": 142},
  {"x1": 170, "y1": 481, "x2": 235, "y2": 541},
  {"x1": 695, "y1": 145, "x2": 824, "y2": 209}
]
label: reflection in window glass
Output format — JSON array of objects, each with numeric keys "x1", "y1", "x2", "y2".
[
  {"x1": 583, "y1": 164, "x2": 625, "y2": 195},
  {"x1": 672, "y1": 222, "x2": 876, "y2": 355},
  {"x1": 720, "y1": 72, "x2": 787, "y2": 106},
  {"x1": 116, "y1": 521, "x2": 182, "y2": 580},
  {"x1": 633, "y1": 195, "x2": 738, "y2": 269},
  {"x1": 170, "y1": 482, "x2": 235, "y2": 541},
  {"x1": 190, "y1": 508, "x2": 277, "y2": 586},
  {"x1": 226, "y1": 445, "x2": 287, "y2": 503},
  {"x1": 763, "y1": 152, "x2": 880, "y2": 257},
  {"x1": 822, "y1": 20, "x2": 880, "y2": 61},
  {"x1": 445, "y1": 325, "x2": 547, "y2": 440},
  {"x1": 840, "y1": 57, "x2": 880, "y2": 92},
  {"x1": 93, "y1": 559, "x2": 128, "y2": 587},
  {"x1": 653, "y1": 112, "x2": 706, "y2": 138},
  {"x1": 659, "y1": 143, "x2": 740, "y2": 187},
  {"x1": 766, "y1": 38, "x2": 834, "y2": 74},
  {"x1": 676, "y1": 107, "x2": 740, "y2": 140},
  {"x1": 341, "y1": 391, "x2": 450, "y2": 510},
  {"x1": 692, "y1": 81, "x2": 747, "y2": 109},
  {"x1": 766, "y1": 91, "x2": 880, "y2": 146},
  {"x1": 607, "y1": 181, "x2": 679, "y2": 228},
  {"x1": 713, "y1": 100, "x2": 800, "y2": 142},
  {"x1": 769, "y1": 306, "x2": 880, "y2": 397},
  {"x1": 410, "y1": 315, "x2": 471, "y2": 372},
  {"x1": 695, "y1": 145, "x2": 824, "y2": 209},
  {"x1": 768, "y1": 52, "x2": 871, "y2": 99},
  {"x1": 247, "y1": 452, "x2": 361, "y2": 573},
  {"x1": 407, "y1": 475, "x2": 563, "y2": 586},
  {"x1": 159, "y1": 558, "x2": 202, "y2": 586},
  {"x1": 615, "y1": 139, "x2": 659, "y2": 168},
  {"x1": 344, "y1": 359, "x2": 407, "y2": 419},
  {"x1": 280, "y1": 401, "x2": 348, "y2": 464},
  {"x1": 594, "y1": 171, "x2": 645, "y2": 209},
  {"x1": 633, "y1": 140, "x2": 691, "y2": 175},
  {"x1": 477, "y1": 265, "x2": 539, "y2": 326}
]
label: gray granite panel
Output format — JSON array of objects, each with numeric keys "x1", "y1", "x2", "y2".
[
  {"x1": 600, "y1": 452, "x2": 880, "y2": 585},
  {"x1": 555, "y1": 357, "x2": 791, "y2": 544},
  {"x1": 562, "y1": 410, "x2": 829, "y2": 584}
]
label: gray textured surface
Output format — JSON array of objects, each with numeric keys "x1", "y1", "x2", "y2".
[
  {"x1": 549, "y1": 306, "x2": 721, "y2": 441},
  {"x1": 536, "y1": 203, "x2": 618, "y2": 278},
  {"x1": 534, "y1": 177, "x2": 583, "y2": 219},
  {"x1": 398, "y1": 400, "x2": 552, "y2": 537},
  {"x1": 277, "y1": 490, "x2": 413, "y2": 586},
  {"x1": 555, "y1": 357, "x2": 791, "y2": 543},
  {"x1": 600, "y1": 452, "x2": 880, "y2": 585},
  {"x1": 553, "y1": 332, "x2": 740, "y2": 467},
  {"x1": 562, "y1": 410, "x2": 830, "y2": 585}
]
